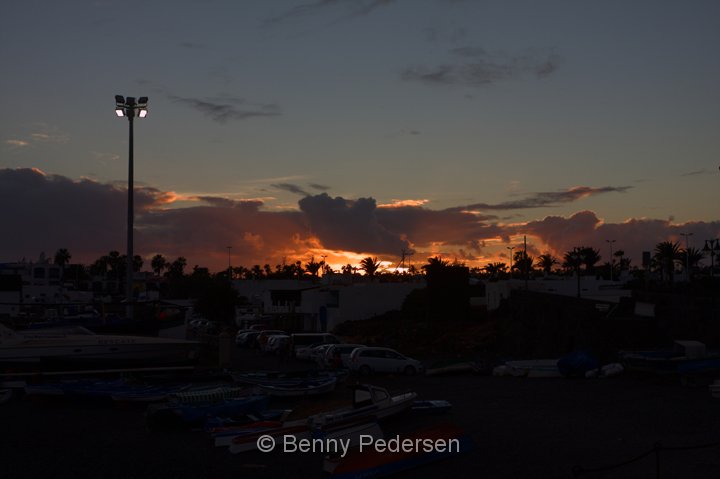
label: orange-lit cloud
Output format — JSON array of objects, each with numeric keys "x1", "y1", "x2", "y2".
[
  {"x1": 378, "y1": 199, "x2": 430, "y2": 208},
  {"x1": 2, "y1": 168, "x2": 718, "y2": 272}
]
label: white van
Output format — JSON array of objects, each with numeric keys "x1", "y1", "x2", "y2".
[{"x1": 290, "y1": 333, "x2": 340, "y2": 358}]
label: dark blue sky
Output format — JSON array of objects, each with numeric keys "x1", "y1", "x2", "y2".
[{"x1": 1, "y1": 0, "x2": 718, "y2": 268}]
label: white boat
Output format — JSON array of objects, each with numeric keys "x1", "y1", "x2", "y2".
[
  {"x1": 310, "y1": 384, "x2": 417, "y2": 427},
  {"x1": 226, "y1": 384, "x2": 415, "y2": 453},
  {"x1": 500, "y1": 359, "x2": 562, "y2": 378},
  {"x1": 0, "y1": 323, "x2": 199, "y2": 370}
]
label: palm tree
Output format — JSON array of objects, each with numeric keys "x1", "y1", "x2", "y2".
[
  {"x1": 167, "y1": 257, "x2": 187, "y2": 278},
  {"x1": 483, "y1": 262, "x2": 507, "y2": 280},
  {"x1": 537, "y1": 253, "x2": 558, "y2": 276},
  {"x1": 54, "y1": 248, "x2": 71, "y2": 267},
  {"x1": 251, "y1": 265, "x2": 263, "y2": 279},
  {"x1": 654, "y1": 241, "x2": 681, "y2": 283},
  {"x1": 563, "y1": 247, "x2": 584, "y2": 297},
  {"x1": 151, "y1": 254, "x2": 167, "y2": 277},
  {"x1": 132, "y1": 254, "x2": 143, "y2": 273},
  {"x1": 684, "y1": 247, "x2": 705, "y2": 273},
  {"x1": 294, "y1": 260, "x2": 304, "y2": 280},
  {"x1": 305, "y1": 256, "x2": 323, "y2": 278},
  {"x1": 578, "y1": 246, "x2": 601, "y2": 275},
  {"x1": 233, "y1": 265, "x2": 249, "y2": 279},
  {"x1": 359, "y1": 257, "x2": 382, "y2": 280},
  {"x1": 512, "y1": 251, "x2": 534, "y2": 278},
  {"x1": 89, "y1": 256, "x2": 109, "y2": 277}
]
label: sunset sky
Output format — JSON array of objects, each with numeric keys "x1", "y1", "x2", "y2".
[{"x1": 1, "y1": 0, "x2": 719, "y2": 272}]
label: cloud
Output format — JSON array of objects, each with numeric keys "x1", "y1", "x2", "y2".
[
  {"x1": 375, "y1": 205, "x2": 503, "y2": 249},
  {"x1": 2, "y1": 169, "x2": 717, "y2": 271},
  {"x1": 679, "y1": 169, "x2": 708, "y2": 177},
  {"x1": 447, "y1": 186, "x2": 631, "y2": 212},
  {"x1": 0, "y1": 168, "x2": 169, "y2": 262},
  {"x1": 309, "y1": 183, "x2": 331, "y2": 191},
  {"x1": 168, "y1": 95, "x2": 281, "y2": 123},
  {"x1": 298, "y1": 193, "x2": 409, "y2": 254},
  {"x1": 4, "y1": 125, "x2": 69, "y2": 150},
  {"x1": 264, "y1": 0, "x2": 397, "y2": 26},
  {"x1": 272, "y1": 183, "x2": 311, "y2": 196},
  {"x1": 523, "y1": 212, "x2": 720, "y2": 264},
  {"x1": 401, "y1": 47, "x2": 562, "y2": 87},
  {"x1": 193, "y1": 196, "x2": 245, "y2": 208},
  {"x1": 5, "y1": 139, "x2": 29, "y2": 148},
  {"x1": 378, "y1": 199, "x2": 429, "y2": 208}
]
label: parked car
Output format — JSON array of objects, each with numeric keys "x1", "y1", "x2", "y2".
[
  {"x1": 303, "y1": 343, "x2": 333, "y2": 363},
  {"x1": 262, "y1": 334, "x2": 289, "y2": 353},
  {"x1": 290, "y1": 333, "x2": 340, "y2": 358},
  {"x1": 349, "y1": 347, "x2": 424, "y2": 376},
  {"x1": 234, "y1": 329, "x2": 255, "y2": 346},
  {"x1": 265, "y1": 335, "x2": 291, "y2": 355},
  {"x1": 256, "y1": 330, "x2": 287, "y2": 350},
  {"x1": 188, "y1": 318, "x2": 208, "y2": 332},
  {"x1": 236, "y1": 331, "x2": 260, "y2": 348},
  {"x1": 323, "y1": 344, "x2": 365, "y2": 369}
]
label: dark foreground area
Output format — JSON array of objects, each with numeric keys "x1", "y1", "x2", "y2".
[{"x1": 2, "y1": 349, "x2": 719, "y2": 479}]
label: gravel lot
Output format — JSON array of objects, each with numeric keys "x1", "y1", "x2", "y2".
[{"x1": 2, "y1": 347, "x2": 719, "y2": 479}]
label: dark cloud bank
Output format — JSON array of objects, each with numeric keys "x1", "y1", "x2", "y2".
[{"x1": 2, "y1": 168, "x2": 717, "y2": 269}]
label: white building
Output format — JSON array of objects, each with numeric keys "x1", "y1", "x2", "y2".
[
  {"x1": 484, "y1": 276, "x2": 632, "y2": 311},
  {"x1": 232, "y1": 278, "x2": 425, "y2": 332}
]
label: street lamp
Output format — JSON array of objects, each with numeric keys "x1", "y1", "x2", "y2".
[
  {"x1": 115, "y1": 95, "x2": 148, "y2": 320},
  {"x1": 680, "y1": 232, "x2": 693, "y2": 280},
  {"x1": 606, "y1": 239, "x2": 616, "y2": 281}
]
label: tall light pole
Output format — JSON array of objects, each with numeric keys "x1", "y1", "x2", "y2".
[
  {"x1": 115, "y1": 95, "x2": 148, "y2": 320},
  {"x1": 507, "y1": 246, "x2": 515, "y2": 279},
  {"x1": 680, "y1": 232, "x2": 693, "y2": 280},
  {"x1": 606, "y1": 239, "x2": 616, "y2": 281}
]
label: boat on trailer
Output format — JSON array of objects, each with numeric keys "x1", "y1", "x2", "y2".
[{"x1": 0, "y1": 323, "x2": 199, "y2": 371}]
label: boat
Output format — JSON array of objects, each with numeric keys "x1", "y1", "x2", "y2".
[
  {"x1": 425, "y1": 362, "x2": 479, "y2": 376},
  {"x1": 0, "y1": 323, "x2": 199, "y2": 371},
  {"x1": 230, "y1": 369, "x2": 347, "y2": 386},
  {"x1": 323, "y1": 422, "x2": 474, "y2": 478},
  {"x1": 619, "y1": 341, "x2": 720, "y2": 375},
  {"x1": 310, "y1": 384, "x2": 417, "y2": 428},
  {"x1": 410, "y1": 400, "x2": 452, "y2": 415},
  {"x1": 228, "y1": 419, "x2": 312, "y2": 452},
  {"x1": 255, "y1": 376, "x2": 337, "y2": 397},
  {"x1": 145, "y1": 393, "x2": 267, "y2": 430},
  {"x1": 23, "y1": 378, "x2": 192, "y2": 402},
  {"x1": 493, "y1": 360, "x2": 562, "y2": 378},
  {"x1": 225, "y1": 384, "x2": 416, "y2": 453}
]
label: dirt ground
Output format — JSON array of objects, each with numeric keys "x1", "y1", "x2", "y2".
[{"x1": 1, "y1": 347, "x2": 719, "y2": 479}]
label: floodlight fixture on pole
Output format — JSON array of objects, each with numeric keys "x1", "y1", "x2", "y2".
[{"x1": 114, "y1": 94, "x2": 149, "y2": 320}]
